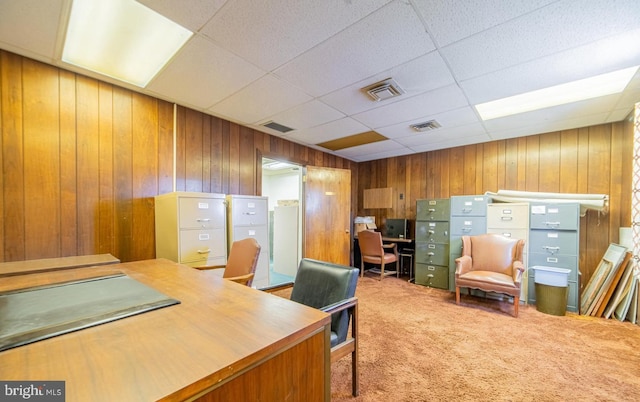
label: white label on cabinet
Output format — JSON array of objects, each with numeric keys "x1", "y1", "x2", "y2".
[
  {"x1": 199, "y1": 234, "x2": 210, "y2": 240},
  {"x1": 502, "y1": 232, "x2": 512, "y2": 237},
  {"x1": 531, "y1": 205, "x2": 546, "y2": 214},
  {"x1": 248, "y1": 230, "x2": 256, "y2": 236},
  {"x1": 429, "y1": 201, "x2": 437, "y2": 205},
  {"x1": 548, "y1": 208, "x2": 559, "y2": 214},
  {"x1": 248, "y1": 202, "x2": 255, "y2": 208},
  {"x1": 464, "y1": 221, "x2": 472, "y2": 226},
  {"x1": 503, "y1": 209, "x2": 512, "y2": 214},
  {"x1": 546, "y1": 257, "x2": 558, "y2": 263},
  {"x1": 547, "y1": 233, "x2": 559, "y2": 238},
  {"x1": 198, "y1": 202, "x2": 209, "y2": 209},
  {"x1": 428, "y1": 244, "x2": 436, "y2": 249},
  {"x1": 474, "y1": 197, "x2": 483, "y2": 201},
  {"x1": 429, "y1": 222, "x2": 436, "y2": 227},
  {"x1": 465, "y1": 201, "x2": 472, "y2": 206}
]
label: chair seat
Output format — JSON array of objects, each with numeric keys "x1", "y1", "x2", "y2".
[
  {"x1": 362, "y1": 253, "x2": 397, "y2": 264},
  {"x1": 459, "y1": 271, "x2": 517, "y2": 288}
]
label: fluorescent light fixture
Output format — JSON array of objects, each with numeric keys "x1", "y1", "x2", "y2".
[
  {"x1": 62, "y1": 0, "x2": 193, "y2": 87},
  {"x1": 475, "y1": 66, "x2": 639, "y2": 120}
]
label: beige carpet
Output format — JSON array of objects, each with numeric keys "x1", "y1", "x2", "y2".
[{"x1": 319, "y1": 275, "x2": 640, "y2": 402}]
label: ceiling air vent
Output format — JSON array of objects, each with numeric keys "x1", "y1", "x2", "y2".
[
  {"x1": 262, "y1": 121, "x2": 294, "y2": 133},
  {"x1": 362, "y1": 78, "x2": 405, "y2": 102},
  {"x1": 410, "y1": 120, "x2": 441, "y2": 132}
]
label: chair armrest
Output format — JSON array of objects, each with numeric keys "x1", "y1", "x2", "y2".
[
  {"x1": 455, "y1": 255, "x2": 473, "y2": 276},
  {"x1": 260, "y1": 282, "x2": 294, "y2": 293},
  {"x1": 321, "y1": 297, "x2": 358, "y2": 315},
  {"x1": 225, "y1": 273, "x2": 254, "y2": 286},
  {"x1": 383, "y1": 243, "x2": 398, "y2": 256},
  {"x1": 512, "y1": 261, "x2": 525, "y2": 284}
]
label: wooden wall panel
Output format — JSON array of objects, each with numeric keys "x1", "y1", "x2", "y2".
[{"x1": 357, "y1": 123, "x2": 633, "y2": 290}]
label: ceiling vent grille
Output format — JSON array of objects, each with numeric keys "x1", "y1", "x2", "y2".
[
  {"x1": 262, "y1": 121, "x2": 294, "y2": 133},
  {"x1": 362, "y1": 78, "x2": 405, "y2": 102},
  {"x1": 410, "y1": 120, "x2": 441, "y2": 132}
]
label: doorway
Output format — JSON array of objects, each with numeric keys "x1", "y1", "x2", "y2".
[{"x1": 262, "y1": 157, "x2": 303, "y2": 285}]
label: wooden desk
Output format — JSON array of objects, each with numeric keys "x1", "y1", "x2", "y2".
[
  {"x1": 0, "y1": 259, "x2": 331, "y2": 401},
  {"x1": 0, "y1": 254, "x2": 120, "y2": 277}
]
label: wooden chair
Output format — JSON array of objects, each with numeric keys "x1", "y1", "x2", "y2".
[
  {"x1": 455, "y1": 233, "x2": 525, "y2": 317},
  {"x1": 263, "y1": 258, "x2": 360, "y2": 396},
  {"x1": 196, "y1": 237, "x2": 261, "y2": 287},
  {"x1": 358, "y1": 230, "x2": 398, "y2": 280}
]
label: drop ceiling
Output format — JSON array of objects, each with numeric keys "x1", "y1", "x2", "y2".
[{"x1": 1, "y1": 0, "x2": 639, "y2": 162}]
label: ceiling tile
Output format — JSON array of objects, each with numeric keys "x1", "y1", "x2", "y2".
[
  {"x1": 460, "y1": 29, "x2": 640, "y2": 104},
  {"x1": 260, "y1": 100, "x2": 344, "y2": 131},
  {"x1": 320, "y1": 52, "x2": 455, "y2": 116},
  {"x1": 137, "y1": 0, "x2": 227, "y2": 31},
  {"x1": 334, "y1": 139, "x2": 407, "y2": 160},
  {"x1": 208, "y1": 74, "x2": 312, "y2": 124},
  {"x1": 376, "y1": 106, "x2": 480, "y2": 139},
  {"x1": 147, "y1": 35, "x2": 265, "y2": 109},
  {"x1": 0, "y1": 0, "x2": 64, "y2": 61},
  {"x1": 200, "y1": 0, "x2": 393, "y2": 71},
  {"x1": 414, "y1": 0, "x2": 555, "y2": 47},
  {"x1": 353, "y1": 84, "x2": 469, "y2": 128},
  {"x1": 285, "y1": 118, "x2": 370, "y2": 145},
  {"x1": 274, "y1": 0, "x2": 435, "y2": 97},
  {"x1": 441, "y1": 0, "x2": 640, "y2": 81},
  {"x1": 409, "y1": 133, "x2": 492, "y2": 154},
  {"x1": 397, "y1": 123, "x2": 488, "y2": 147}
]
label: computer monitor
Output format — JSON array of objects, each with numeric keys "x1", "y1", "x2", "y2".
[{"x1": 384, "y1": 218, "x2": 409, "y2": 239}]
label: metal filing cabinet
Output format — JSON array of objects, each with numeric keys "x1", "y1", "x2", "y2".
[
  {"x1": 226, "y1": 195, "x2": 270, "y2": 289},
  {"x1": 415, "y1": 199, "x2": 450, "y2": 289},
  {"x1": 154, "y1": 191, "x2": 227, "y2": 268},
  {"x1": 527, "y1": 202, "x2": 580, "y2": 312},
  {"x1": 487, "y1": 202, "x2": 530, "y2": 300},
  {"x1": 448, "y1": 195, "x2": 490, "y2": 292}
]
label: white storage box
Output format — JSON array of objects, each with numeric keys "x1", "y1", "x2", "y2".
[{"x1": 531, "y1": 266, "x2": 571, "y2": 287}]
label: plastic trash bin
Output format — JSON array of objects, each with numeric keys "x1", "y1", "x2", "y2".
[{"x1": 532, "y1": 266, "x2": 571, "y2": 316}]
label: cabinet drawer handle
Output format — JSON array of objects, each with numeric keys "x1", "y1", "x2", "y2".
[
  {"x1": 243, "y1": 211, "x2": 257, "y2": 215},
  {"x1": 501, "y1": 216, "x2": 513, "y2": 221},
  {"x1": 542, "y1": 246, "x2": 560, "y2": 254},
  {"x1": 543, "y1": 221, "x2": 560, "y2": 227},
  {"x1": 428, "y1": 252, "x2": 435, "y2": 256},
  {"x1": 428, "y1": 230, "x2": 435, "y2": 234},
  {"x1": 197, "y1": 248, "x2": 211, "y2": 254},
  {"x1": 462, "y1": 208, "x2": 472, "y2": 213},
  {"x1": 428, "y1": 208, "x2": 436, "y2": 212},
  {"x1": 462, "y1": 227, "x2": 472, "y2": 232},
  {"x1": 197, "y1": 218, "x2": 211, "y2": 222}
]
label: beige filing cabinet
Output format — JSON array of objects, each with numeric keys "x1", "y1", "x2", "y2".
[
  {"x1": 486, "y1": 202, "x2": 530, "y2": 301},
  {"x1": 154, "y1": 192, "x2": 227, "y2": 268},
  {"x1": 226, "y1": 195, "x2": 270, "y2": 288}
]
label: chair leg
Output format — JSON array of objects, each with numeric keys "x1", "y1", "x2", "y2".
[
  {"x1": 360, "y1": 261, "x2": 364, "y2": 278},
  {"x1": 514, "y1": 295, "x2": 520, "y2": 318},
  {"x1": 379, "y1": 262, "x2": 385, "y2": 281},
  {"x1": 455, "y1": 286, "x2": 461, "y2": 305},
  {"x1": 396, "y1": 259, "x2": 400, "y2": 278}
]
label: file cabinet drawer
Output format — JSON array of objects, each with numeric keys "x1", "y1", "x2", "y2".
[
  {"x1": 416, "y1": 243, "x2": 449, "y2": 266},
  {"x1": 450, "y1": 195, "x2": 490, "y2": 216},
  {"x1": 450, "y1": 216, "x2": 487, "y2": 235},
  {"x1": 416, "y1": 199, "x2": 450, "y2": 221},
  {"x1": 415, "y1": 221, "x2": 449, "y2": 243},
  {"x1": 530, "y1": 203, "x2": 580, "y2": 230},
  {"x1": 415, "y1": 263, "x2": 448, "y2": 289},
  {"x1": 529, "y1": 230, "x2": 578, "y2": 256}
]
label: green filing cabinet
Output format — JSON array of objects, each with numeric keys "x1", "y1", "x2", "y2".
[
  {"x1": 415, "y1": 199, "x2": 450, "y2": 289},
  {"x1": 448, "y1": 195, "x2": 490, "y2": 292}
]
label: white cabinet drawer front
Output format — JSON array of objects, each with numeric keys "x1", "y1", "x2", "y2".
[
  {"x1": 487, "y1": 204, "x2": 529, "y2": 228},
  {"x1": 179, "y1": 229, "x2": 226, "y2": 263},
  {"x1": 231, "y1": 198, "x2": 268, "y2": 226},
  {"x1": 179, "y1": 198, "x2": 225, "y2": 229}
]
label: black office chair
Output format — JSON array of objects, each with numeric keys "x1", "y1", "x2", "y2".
[{"x1": 263, "y1": 258, "x2": 360, "y2": 396}]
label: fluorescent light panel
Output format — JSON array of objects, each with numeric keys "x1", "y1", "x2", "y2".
[
  {"x1": 475, "y1": 66, "x2": 639, "y2": 120},
  {"x1": 63, "y1": 0, "x2": 193, "y2": 87}
]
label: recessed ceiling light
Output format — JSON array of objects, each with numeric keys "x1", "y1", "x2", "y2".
[
  {"x1": 62, "y1": 0, "x2": 193, "y2": 87},
  {"x1": 475, "y1": 66, "x2": 639, "y2": 120}
]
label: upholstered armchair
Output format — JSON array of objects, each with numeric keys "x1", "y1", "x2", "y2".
[{"x1": 455, "y1": 233, "x2": 525, "y2": 317}]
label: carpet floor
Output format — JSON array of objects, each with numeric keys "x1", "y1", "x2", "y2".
[{"x1": 321, "y1": 275, "x2": 640, "y2": 402}]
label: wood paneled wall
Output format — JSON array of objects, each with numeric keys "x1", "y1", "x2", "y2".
[
  {"x1": 0, "y1": 50, "x2": 356, "y2": 263},
  {"x1": 357, "y1": 120, "x2": 634, "y2": 290}
]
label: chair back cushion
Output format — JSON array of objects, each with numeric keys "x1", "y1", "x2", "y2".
[
  {"x1": 465, "y1": 234, "x2": 521, "y2": 275},
  {"x1": 358, "y1": 230, "x2": 383, "y2": 257},
  {"x1": 222, "y1": 238, "x2": 261, "y2": 285},
  {"x1": 291, "y1": 258, "x2": 359, "y2": 345}
]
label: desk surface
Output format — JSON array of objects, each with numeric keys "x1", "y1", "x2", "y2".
[
  {"x1": 0, "y1": 254, "x2": 120, "y2": 277},
  {"x1": 0, "y1": 259, "x2": 330, "y2": 401}
]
